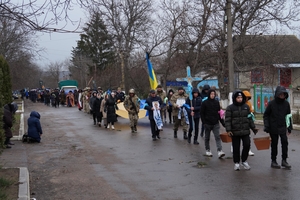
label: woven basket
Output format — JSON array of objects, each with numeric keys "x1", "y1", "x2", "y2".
[
  {"x1": 253, "y1": 136, "x2": 271, "y2": 150},
  {"x1": 220, "y1": 133, "x2": 232, "y2": 143}
]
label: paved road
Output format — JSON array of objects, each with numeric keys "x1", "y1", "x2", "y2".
[{"x1": 2, "y1": 101, "x2": 300, "y2": 200}]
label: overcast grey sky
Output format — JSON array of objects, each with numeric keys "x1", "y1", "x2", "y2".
[{"x1": 35, "y1": 5, "x2": 87, "y2": 68}]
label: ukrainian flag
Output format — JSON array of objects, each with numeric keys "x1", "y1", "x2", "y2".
[{"x1": 146, "y1": 52, "x2": 158, "y2": 89}]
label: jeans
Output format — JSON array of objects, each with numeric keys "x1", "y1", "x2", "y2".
[
  {"x1": 204, "y1": 123, "x2": 222, "y2": 151},
  {"x1": 188, "y1": 116, "x2": 200, "y2": 140}
]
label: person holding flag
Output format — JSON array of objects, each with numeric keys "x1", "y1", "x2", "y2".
[{"x1": 146, "y1": 52, "x2": 158, "y2": 90}]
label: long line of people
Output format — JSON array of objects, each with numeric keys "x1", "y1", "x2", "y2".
[{"x1": 15, "y1": 84, "x2": 292, "y2": 171}]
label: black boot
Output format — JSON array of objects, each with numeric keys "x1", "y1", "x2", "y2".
[
  {"x1": 193, "y1": 140, "x2": 199, "y2": 145},
  {"x1": 4, "y1": 138, "x2": 11, "y2": 148},
  {"x1": 183, "y1": 132, "x2": 188, "y2": 140},
  {"x1": 271, "y1": 161, "x2": 281, "y2": 169},
  {"x1": 281, "y1": 160, "x2": 291, "y2": 169},
  {"x1": 156, "y1": 131, "x2": 160, "y2": 139},
  {"x1": 134, "y1": 125, "x2": 137, "y2": 132},
  {"x1": 152, "y1": 134, "x2": 157, "y2": 141},
  {"x1": 194, "y1": 136, "x2": 199, "y2": 145},
  {"x1": 174, "y1": 131, "x2": 177, "y2": 138},
  {"x1": 187, "y1": 133, "x2": 192, "y2": 143},
  {"x1": 131, "y1": 127, "x2": 135, "y2": 133}
]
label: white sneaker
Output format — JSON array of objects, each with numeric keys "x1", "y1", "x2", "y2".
[
  {"x1": 241, "y1": 161, "x2": 251, "y2": 170},
  {"x1": 218, "y1": 150, "x2": 225, "y2": 158},
  {"x1": 206, "y1": 150, "x2": 213, "y2": 157},
  {"x1": 248, "y1": 150, "x2": 255, "y2": 156},
  {"x1": 234, "y1": 163, "x2": 240, "y2": 171},
  {"x1": 107, "y1": 124, "x2": 110, "y2": 129},
  {"x1": 111, "y1": 125, "x2": 115, "y2": 130}
]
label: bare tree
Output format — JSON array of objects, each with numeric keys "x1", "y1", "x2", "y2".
[
  {"x1": 0, "y1": 0, "x2": 84, "y2": 33},
  {"x1": 87, "y1": 0, "x2": 153, "y2": 91}
]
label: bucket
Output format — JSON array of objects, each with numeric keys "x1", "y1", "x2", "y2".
[
  {"x1": 253, "y1": 136, "x2": 271, "y2": 150},
  {"x1": 220, "y1": 133, "x2": 232, "y2": 143}
]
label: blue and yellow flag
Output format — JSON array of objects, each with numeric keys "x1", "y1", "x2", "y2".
[{"x1": 146, "y1": 52, "x2": 158, "y2": 89}]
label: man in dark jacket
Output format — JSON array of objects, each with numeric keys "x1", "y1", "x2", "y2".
[
  {"x1": 225, "y1": 91, "x2": 258, "y2": 171},
  {"x1": 145, "y1": 90, "x2": 163, "y2": 141},
  {"x1": 3, "y1": 102, "x2": 18, "y2": 148},
  {"x1": 200, "y1": 89, "x2": 225, "y2": 158},
  {"x1": 116, "y1": 87, "x2": 125, "y2": 103},
  {"x1": 27, "y1": 111, "x2": 43, "y2": 143},
  {"x1": 263, "y1": 86, "x2": 292, "y2": 169},
  {"x1": 200, "y1": 84, "x2": 210, "y2": 137},
  {"x1": 186, "y1": 88, "x2": 202, "y2": 144}
]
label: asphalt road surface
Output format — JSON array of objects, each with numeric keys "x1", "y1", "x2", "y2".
[{"x1": 4, "y1": 101, "x2": 300, "y2": 200}]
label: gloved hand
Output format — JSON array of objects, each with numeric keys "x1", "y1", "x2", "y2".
[
  {"x1": 252, "y1": 128, "x2": 259, "y2": 135},
  {"x1": 264, "y1": 127, "x2": 270, "y2": 133},
  {"x1": 227, "y1": 131, "x2": 233, "y2": 137},
  {"x1": 288, "y1": 128, "x2": 292, "y2": 134}
]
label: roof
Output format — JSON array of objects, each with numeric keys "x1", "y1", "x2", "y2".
[
  {"x1": 273, "y1": 63, "x2": 300, "y2": 68},
  {"x1": 233, "y1": 35, "x2": 300, "y2": 65}
]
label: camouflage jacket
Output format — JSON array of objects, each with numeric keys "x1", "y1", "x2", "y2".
[
  {"x1": 123, "y1": 95, "x2": 140, "y2": 114},
  {"x1": 170, "y1": 92, "x2": 188, "y2": 116}
]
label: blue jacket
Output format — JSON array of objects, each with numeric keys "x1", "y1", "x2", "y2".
[{"x1": 27, "y1": 111, "x2": 43, "y2": 142}]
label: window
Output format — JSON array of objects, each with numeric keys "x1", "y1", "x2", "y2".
[
  {"x1": 280, "y1": 68, "x2": 291, "y2": 88},
  {"x1": 251, "y1": 70, "x2": 263, "y2": 83}
]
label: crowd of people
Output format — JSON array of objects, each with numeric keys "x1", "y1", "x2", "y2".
[
  {"x1": 129, "y1": 84, "x2": 292, "y2": 171},
  {"x1": 3, "y1": 84, "x2": 293, "y2": 171}
]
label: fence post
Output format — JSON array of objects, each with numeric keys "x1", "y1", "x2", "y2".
[{"x1": 260, "y1": 85, "x2": 263, "y2": 113}]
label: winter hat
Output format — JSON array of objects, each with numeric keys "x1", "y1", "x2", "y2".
[
  {"x1": 150, "y1": 89, "x2": 156, "y2": 94},
  {"x1": 178, "y1": 87, "x2": 184, "y2": 91},
  {"x1": 156, "y1": 85, "x2": 162, "y2": 89}
]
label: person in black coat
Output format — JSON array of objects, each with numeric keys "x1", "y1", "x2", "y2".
[
  {"x1": 93, "y1": 93, "x2": 103, "y2": 127},
  {"x1": 3, "y1": 102, "x2": 18, "y2": 148},
  {"x1": 27, "y1": 111, "x2": 43, "y2": 143},
  {"x1": 186, "y1": 88, "x2": 202, "y2": 145},
  {"x1": 263, "y1": 86, "x2": 292, "y2": 169},
  {"x1": 225, "y1": 91, "x2": 257, "y2": 171},
  {"x1": 200, "y1": 89, "x2": 225, "y2": 158},
  {"x1": 145, "y1": 90, "x2": 163, "y2": 141},
  {"x1": 105, "y1": 92, "x2": 118, "y2": 130},
  {"x1": 167, "y1": 89, "x2": 174, "y2": 123},
  {"x1": 200, "y1": 84, "x2": 210, "y2": 137}
]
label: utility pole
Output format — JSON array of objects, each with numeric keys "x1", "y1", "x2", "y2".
[
  {"x1": 226, "y1": 0, "x2": 234, "y2": 92},
  {"x1": 119, "y1": 50, "x2": 126, "y2": 92}
]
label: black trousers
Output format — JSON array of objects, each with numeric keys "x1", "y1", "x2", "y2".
[
  {"x1": 150, "y1": 119, "x2": 159, "y2": 138},
  {"x1": 269, "y1": 133, "x2": 288, "y2": 161},
  {"x1": 232, "y1": 135, "x2": 250, "y2": 163},
  {"x1": 93, "y1": 112, "x2": 103, "y2": 123},
  {"x1": 188, "y1": 116, "x2": 200, "y2": 140}
]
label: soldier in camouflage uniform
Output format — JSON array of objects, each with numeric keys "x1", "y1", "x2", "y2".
[
  {"x1": 124, "y1": 89, "x2": 140, "y2": 133},
  {"x1": 82, "y1": 87, "x2": 91, "y2": 113},
  {"x1": 170, "y1": 87, "x2": 189, "y2": 139}
]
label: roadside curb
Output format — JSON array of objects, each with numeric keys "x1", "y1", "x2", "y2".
[{"x1": 18, "y1": 167, "x2": 30, "y2": 200}]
